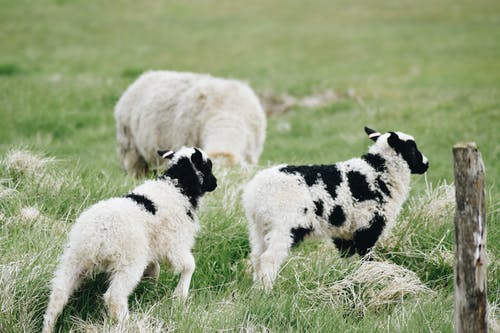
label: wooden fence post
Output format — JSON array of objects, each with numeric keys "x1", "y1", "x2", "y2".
[{"x1": 453, "y1": 142, "x2": 487, "y2": 333}]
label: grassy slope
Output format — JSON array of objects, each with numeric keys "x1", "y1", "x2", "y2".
[{"x1": 0, "y1": 0, "x2": 498, "y2": 332}]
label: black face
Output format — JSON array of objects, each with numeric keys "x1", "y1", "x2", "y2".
[
  {"x1": 190, "y1": 148, "x2": 217, "y2": 192},
  {"x1": 159, "y1": 147, "x2": 217, "y2": 208},
  {"x1": 387, "y1": 132, "x2": 429, "y2": 174}
]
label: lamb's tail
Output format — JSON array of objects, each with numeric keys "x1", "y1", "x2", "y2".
[{"x1": 42, "y1": 254, "x2": 84, "y2": 333}]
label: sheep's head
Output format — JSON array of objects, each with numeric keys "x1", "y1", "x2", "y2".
[
  {"x1": 157, "y1": 147, "x2": 217, "y2": 193},
  {"x1": 365, "y1": 127, "x2": 429, "y2": 174}
]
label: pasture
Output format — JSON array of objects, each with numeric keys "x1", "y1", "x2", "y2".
[{"x1": 0, "y1": 0, "x2": 498, "y2": 332}]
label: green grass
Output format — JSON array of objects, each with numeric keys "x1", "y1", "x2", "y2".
[{"x1": 0, "y1": 0, "x2": 499, "y2": 332}]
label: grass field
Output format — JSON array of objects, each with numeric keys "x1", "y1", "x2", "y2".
[{"x1": 0, "y1": 0, "x2": 499, "y2": 332}]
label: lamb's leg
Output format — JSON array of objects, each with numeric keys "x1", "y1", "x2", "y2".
[
  {"x1": 248, "y1": 223, "x2": 266, "y2": 284},
  {"x1": 142, "y1": 261, "x2": 160, "y2": 281},
  {"x1": 256, "y1": 231, "x2": 292, "y2": 292},
  {"x1": 42, "y1": 260, "x2": 84, "y2": 333},
  {"x1": 332, "y1": 238, "x2": 357, "y2": 257},
  {"x1": 103, "y1": 260, "x2": 146, "y2": 322},
  {"x1": 167, "y1": 250, "x2": 195, "y2": 300},
  {"x1": 353, "y1": 213, "x2": 386, "y2": 257}
]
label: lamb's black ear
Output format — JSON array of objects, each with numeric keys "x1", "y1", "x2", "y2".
[
  {"x1": 364, "y1": 126, "x2": 381, "y2": 141},
  {"x1": 191, "y1": 148, "x2": 204, "y2": 166},
  {"x1": 158, "y1": 150, "x2": 175, "y2": 160}
]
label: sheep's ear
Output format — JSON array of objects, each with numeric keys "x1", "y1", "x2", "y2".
[
  {"x1": 364, "y1": 126, "x2": 381, "y2": 141},
  {"x1": 158, "y1": 150, "x2": 175, "y2": 159},
  {"x1": 191, "y1": 148, "x2": 204, "y2": 166}
]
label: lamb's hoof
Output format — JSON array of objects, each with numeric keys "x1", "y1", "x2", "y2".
[
  {"x1": 362, "y1": 250, "x2": 375, "y2": 261},
  {"x1": 172, "y1": 292, "x2": 189, "y2": 304}
]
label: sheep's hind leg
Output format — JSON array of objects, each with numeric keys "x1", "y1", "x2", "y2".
[
  {"x1": 256, "y1": 231, "x2": 293, "y2": 292},
  {"x1": 42, "y1": 261, "x2": 84, "y2": 333},
  {"x1": 248, "y1": 223, "x2": 266, "y2": 284},
  {"x1": 104, "y1": 260, "x2": 146, "y2": 322}
]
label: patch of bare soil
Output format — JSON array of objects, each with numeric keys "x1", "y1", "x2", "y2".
[{"x1": 258, "y1": 89, "x2": 362, "y2": 116}]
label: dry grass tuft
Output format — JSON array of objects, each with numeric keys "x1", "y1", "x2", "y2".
[
  {"x1": 38, "y1": 174, "x2": 65, "y2": 194},
  {"x1": 72, "y1": 309, "x2": 174, "y2": 333},
  {"x1": 313, "y1": 260, "x2": 434, "y2": 315},
  {"x1": 298, "y1": 90, "x2": 340, "y2": 108},
  {"x1": 259, "y1": 90, "x2": 341, "y2": 116},
  {"x1": 1, "y1": 205, "x2": 68, "y2": 236},
  {"x1": 381, "y1": 181, "x2": 456, "y2": 259},
  {"x1": 488, "y1": 301, "x2": 500, "y2": 333},
  {"x1": 235, "y1": 323, "x2": 271, "y2": 333},
  {"x1": 258, "y1": 91, "x2": 297, "y2": 116},
  {"x1": 20, "y1": 206, "x2": 41, "y2": 221},
  {"x1": 406, "y1": 179, "x2": 455, "y2": 225},
  {"x1": 0, "y1": 179, "x2": 18, "y2": 199},
  {"x1": 4, "y1": 149, "x2": 55, "y2": 176},
  {"x1": 1, "y1": 148, "x2": 82, "y2": 195}
]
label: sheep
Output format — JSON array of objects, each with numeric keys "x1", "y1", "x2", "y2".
[
  {"x1": 42, "y1": 147, "x2": 217, "y2": 333},
  {"x1": 242, "y1": 127, "x2": 429, "y2": 291},
  {"x1": 114, "y1": 70, "x2": 267, "y2": 176}
]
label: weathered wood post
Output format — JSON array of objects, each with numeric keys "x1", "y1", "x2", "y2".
[{"x1": 453, "y1": 142, "x2": 487, "y2": 333}]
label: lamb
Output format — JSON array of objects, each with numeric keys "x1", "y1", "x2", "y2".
[
  {"x1": 114, "y1": 70, "x2": 267, "y2": 176},
  {"x1": 242, "y1": 127, "x2": 429, "y2": 291},
  {"x1": 42, "y1": 147, "x2": 217, "y2": 333}
]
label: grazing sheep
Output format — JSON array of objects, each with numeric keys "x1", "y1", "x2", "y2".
[
  {"x1": 242, "y1": 127, "x2": 429, "y2": 291},
  {"x1": 42, "y1": 147, "x2": 217, "y2": 333},
  {"x1": 115, "y1": 70, "x2": 266, "y2": 176}
]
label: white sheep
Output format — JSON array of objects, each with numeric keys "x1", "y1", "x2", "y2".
[
  {"x1": 114, "y1": 70, "x2": 267, "y2": 176},
  {"x1": 42, "y1": 147, "x2": 217, "y2": 333},
  {"x1": 242, "y1": 127, "x2": 429, "y2": 291}
]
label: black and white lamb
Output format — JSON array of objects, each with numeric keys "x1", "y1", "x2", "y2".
[
  {"x1": 242, "y1": 127, "x2": 429, "y2": 290},
  {"x1": 42, "y1": 147, "x2": 217, "y2": 333}
]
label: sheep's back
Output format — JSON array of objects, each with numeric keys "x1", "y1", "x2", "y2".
[{"x1": 115, "y1": 70, "x2": 266, "y2": 166}]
